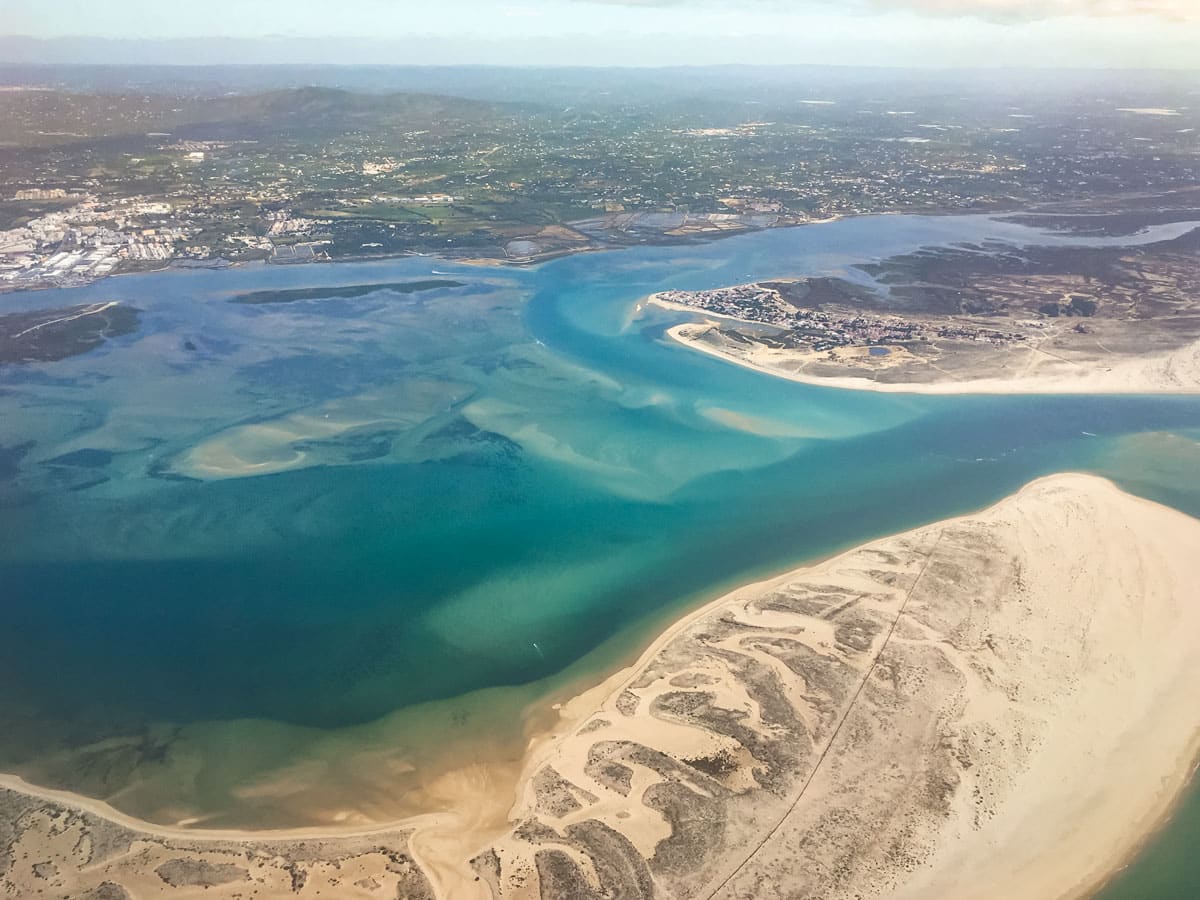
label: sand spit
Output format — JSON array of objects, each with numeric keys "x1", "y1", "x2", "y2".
[
  {"x1": 667, "y1": 320, "x2": 1200, "y2": 395},
  {"x1": 3, "y1": 474, "x2": 1200, "y2": 899}
]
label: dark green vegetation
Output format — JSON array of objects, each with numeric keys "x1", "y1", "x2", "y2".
[
  {"x1": 229, "y1": 279, "x2": 464, "y2": 304},
  {"x1": 0, "y1": 196, "x2": 75, "y2": 229},
  {"x1": 857, "y1": 218, "x2": 1200, "y2": 318},
  {"x1": 720, "y1": 212, "x2": 1200, "y2": 327},
  {"x1": 762, "y1": 278, "x2": 879, "y2": 309},
  {"x1": 0, "y1": 302, "x2": 138, "y2": 363}
]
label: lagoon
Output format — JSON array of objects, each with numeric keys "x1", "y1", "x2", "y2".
[{"x1": 2, "y1": 212, "x2": 1199, "y2": 891}]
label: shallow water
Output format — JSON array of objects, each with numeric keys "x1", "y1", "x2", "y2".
[
  {"x1": 3, "y1": 212, "x2": 1200, "y2": 868},
  {"x1": 1092, "y1": 774, "x2": 1200, "y2": 900}
]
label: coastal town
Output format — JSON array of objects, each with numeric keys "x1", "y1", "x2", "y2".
[
  {"x1": 653, "y1": 281, "x2": 1029, "y2": 351},
  {"x1": 0, "y1": 191, "x2": 197, "y2": 289}
]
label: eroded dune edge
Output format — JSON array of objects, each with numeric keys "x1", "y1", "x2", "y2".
[{"x1": 4, "y1": 473, "x2": 1200, "y2": 900}]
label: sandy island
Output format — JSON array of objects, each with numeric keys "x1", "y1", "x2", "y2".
[
  {"x1": 3, "y1": 473, "x2": 1200, "y2": 899},
  {"x1": 662, "y1": 313, "x2": 1200, "y2": 396}
]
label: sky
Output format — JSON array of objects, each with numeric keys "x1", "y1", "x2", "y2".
[{"x1": 2, "y1": 0, "x2": 1199, "y2": 68}]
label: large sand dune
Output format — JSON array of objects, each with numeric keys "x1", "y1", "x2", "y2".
[{"x1": 2, "y1": 474, "x2": 1200, "y2": 900}]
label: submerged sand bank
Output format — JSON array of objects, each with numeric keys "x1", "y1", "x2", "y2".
[
  {"x1": 3, "y1": 474, "x2": 1200, "y2": 899},
  {"x1": 665, "y1": 319, "x2": 1200, "y2": 395}
]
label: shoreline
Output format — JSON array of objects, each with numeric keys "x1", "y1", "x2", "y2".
[
  {"x1": 15, "y1": 207, "x2": 1044, "y2": 300},
  {"x1": 0, "y1": 218, "x2": 820, "y2": 297},
  {"x1": 476, "y1": 473, "x2": 1200, "y2": 899},
  {"x1": 1081, "y1": 753, "x2": 1200, "y2": 900},
  {"x1": 3, "y1": 195, "x2": 1193, "y2": 301},
  {"x1": 912, "y1": 476, "x2": 1200, "y2": 900},
  {"x1": 3, "y1": 474, "x2": 1200, "y2": 899},
  {"x1": 664, "y1": 320, "x2": 1200, "y2": 395}
]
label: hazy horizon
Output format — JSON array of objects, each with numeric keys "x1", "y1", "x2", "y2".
[
  {"x1": 2, "y1": 0, "x2": 1199, "y2": 70},
  {"x1": 4, "y1": 46, "x2": 1200, "y2": 73}
]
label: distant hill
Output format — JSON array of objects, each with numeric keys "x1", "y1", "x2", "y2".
[
  {"x1": 204, "y1": 86, "x2": 503, "y2": 135},
  {"x1": 0, "y1": 85, "x2": 506, "y2": 148}
]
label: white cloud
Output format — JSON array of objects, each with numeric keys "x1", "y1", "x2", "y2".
[
  {"x1": 869, "y1": 0, "x2": 1199, "y2": 21},
  {"x1": 581, "y1": 0, "x2": 1199, "y2": 22}
]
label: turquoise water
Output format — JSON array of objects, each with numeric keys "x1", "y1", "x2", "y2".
[
  {"x1": 3, "y1": 214, "x2": 1200, "y2": 867},
  {"x1": 1094, "y1": 776, "x2": 1200, "y2": 900}
]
